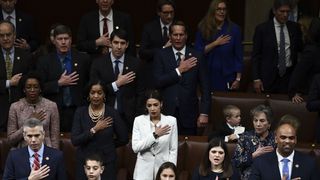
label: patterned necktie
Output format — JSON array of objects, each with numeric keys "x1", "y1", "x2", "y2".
[
  {"x1": 5, "y1": 51, "x2": 12, "y2": 79},
  {"x1": 278, "y1": 24, "x2": 286, "y2": 77},
  {"x1": 163, "y1": 26, "x2": 168, "y2": 45},
  {"x1": 33, "y1": 152, "x2": 40, "y2": 170},
  {"x1": 176, "y1": 52, "x2": 182, "y2": 66},
  {"x1": 103, "y1": 17, "x2": 108, "y2": 35},
  {"x1": 281, "y1": 158, "x2": 290, "y2": 180}
]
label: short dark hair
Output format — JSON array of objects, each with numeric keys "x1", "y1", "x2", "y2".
[
  {"x1": 250, "y1": 104, "x2": 274, "y2": 124},
  {"x1": 155, "y1": 162, "x2": 178, "y2": 180},
  {"x1": 277, "y1": 114, "x2": 300, "y2": 131},
  {"x1": 273, "y1": 0, "x2": 293, "y2": 10},
  {"x1": 110, "y1": 28, "x2": 128, "y2": 42},
  {"x1": 169, "y1": 20, "x2": 188, "y2": 35},
  {"x1": 199, "y1": 138, "x2": 233, "y2": 178},
  {"x1": 53, "y1": 24, "x2": 72, "y2": 37},
  {"x1": 19, "y1": 71, "x2": 43, "y2": 94},
  {"x1": 85, "y1": 153, "x2": 104, "y2": 166},
  {"x1": 156, "y1": 0, "x2": 175, "y2": 12}
]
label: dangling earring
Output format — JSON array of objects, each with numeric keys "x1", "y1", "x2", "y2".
[
  {"x1": 103, "y1": 96, "x2": 106, "y2": 102},
  {"x1": 87, "y1": 96, "x2": 90, "y2": 102}
]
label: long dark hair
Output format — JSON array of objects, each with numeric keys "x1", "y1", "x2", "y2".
[
  {"x1": 143, "y1": 89, "x2": 162, "y2": 115},
  {"x1": 199, "y1": 138, "x2": 233, "y2": 178},
  {"x1": 155, "y1": 161, "x2": 178, "y2": 180}
]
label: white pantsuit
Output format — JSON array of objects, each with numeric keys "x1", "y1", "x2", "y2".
[{"x1": 132, "y1": 114, "x2": 178, "y2": 180}]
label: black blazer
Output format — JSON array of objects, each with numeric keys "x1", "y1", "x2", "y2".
[
  {"x1": 36, "y1": 49, "x2": 91, "y2": 108},
  {"x1": 251, "y1": 20, "x2": 302, "y2": 90},
  {"x1": 0, "y1": 11, "x2": 39, "y2": 52},
  {"x1": 249, "y1": 151, "x2": 319, "y2": 180},
  {"x1": 153, "y1": 47, "x2": 211, "y2": 128},
  {"x1": 289, "y1": 45, "x2": 320, "y2": 97},
  {"x1": 90, "y1": 53, "x2": 144, "y2": 128},
  {"x1": 3, "y1": 145, "x2": 67, "y2": 180},
  {"x1": 208, "y1": 123, "x2": 234, "y2": 142},
  {"x1": 71, "y1": 105, "x2": 128, "y2": 179},
  {"x1": 0, "y1": 48, "x2": 32, "y2": 131},
  {"x1": 77, "y1": 10, "x2": 135, "y2": 56}
]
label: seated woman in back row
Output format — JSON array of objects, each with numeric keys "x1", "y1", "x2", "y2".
[{"x1": 233, "y1": 104, "x2": 276, "y2": 179}]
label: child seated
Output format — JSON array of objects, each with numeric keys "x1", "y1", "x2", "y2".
[{"x1": 209, "y1": 105, "x2": 245, "y2": 142}]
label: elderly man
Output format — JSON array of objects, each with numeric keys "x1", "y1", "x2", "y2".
[
  {"x1": 3, "y1": 118, "x2": 67, "y2": 180},
  {"x1": 0, "y1": 20, "x2": 32, "y2": 131}
]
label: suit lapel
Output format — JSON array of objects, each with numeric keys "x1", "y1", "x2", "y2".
[
  {"x1": 94, "y1": 11, "x2": 101, "y2": 37},
  {"x1": 42, "y1": 146, "x2": 50, "y2": 166},
  {"x1": 106, "y1": 54, "x2": 116, "y2": 80},
  {"x1": 22, "y1": 147, "x2": 32, "y2": 173},
  {"x1": 291, "y1": 152, "x2": 302, "y2": 179},
  {"x1": 269, "y1": 21, "x2": 278, "y2": 56},
  {"x1": 270, "y1": 152, "x2": 282, "y2": 179}
]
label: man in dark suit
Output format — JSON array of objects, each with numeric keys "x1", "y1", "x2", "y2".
[
  {"x1": 249, "y1": 115, "x2": 319, "y2": 180},
  {"x1": 77, "y1": 0, "x2": 135, "y2": 57},
  {"x1": 153, "y1": 21, "x2": 210, "y2": 135},
  {"x1": 252, "y1": 0, "x2": 303, "y2": 94},
  {"x1": 3, "y1": 118, "x2": 67, "y2": 180},
  {"x1": 0, "y1": 0, "x2": 39, "y2": 52},
  {"x1": 139, "y1": 0, "x2": 175, "y2": 89},
  {"x1": 90, "y1": 29, "x2": 143, "y2": 131},
  {"x1": 37, "y1": 24, "x2": 90, "y2": 132},
  {"x1": 0, "y1": 20, "x2": 32, "y2": 132}
]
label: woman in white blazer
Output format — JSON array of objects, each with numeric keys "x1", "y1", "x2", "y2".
[{"x1": 132, "y1": 90, "x2": 178, "y2": 180}]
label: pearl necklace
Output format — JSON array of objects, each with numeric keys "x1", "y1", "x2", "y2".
[{"x1": 88, "y1": 103, "x2": 105, "y2": 122}]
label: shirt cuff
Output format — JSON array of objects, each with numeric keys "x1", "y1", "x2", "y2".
[
  {"x1": 224, "y1": 136, "x2": 229, "y2": 142},
  {"x1": 112, "y1": 82, "x2": 119, "y2": 92},
  {"x1": 175, "y1": 68, "x2": 181, "y2": 76},
  {"x1": 6, "y1": 80, "x2": 10, "y2": 88}
]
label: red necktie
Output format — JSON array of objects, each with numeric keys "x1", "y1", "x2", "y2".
[
  {"x1": 33, "y1": 152, "x2": 40, "y2": 170},
  {"x1": 103, "y1": 18, "x2": 108, "y2": 35}
]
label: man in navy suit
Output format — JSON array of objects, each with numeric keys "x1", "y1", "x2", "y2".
[
  {"x1": 139, "y1": 0, "x2": 175, "y2": 89},
  {"x1": 0, "y1": 0, "x2": 39, "y2": 52},
  {"x1": 252, "y1": 0, "x2": 302, "y2": 94},
  {"x1": 77, "y1": 0, "x2": 135, "y2": 57},
  {"x1": 36, "y1": 24, "x2": 90, "y2": 132},
  {"x1": 3, "y1": 118, "x2": 67, "y2": 180},
  {"x1": 0, "y1": 20, "x2": 32, "y2": 132},
  {"x1": 249, "y1": 115, "x2": 319, "y2": 180},
  {"x1": 90, "y1": 28, "x2": 144, "y2": 131},
  {"x1": 153, "y1": 21, "x2": 210, "y2": 135}
]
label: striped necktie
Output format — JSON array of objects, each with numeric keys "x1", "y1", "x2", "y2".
[{"x1": 33, "y1": 152, "x2": 40, "y2": 170}]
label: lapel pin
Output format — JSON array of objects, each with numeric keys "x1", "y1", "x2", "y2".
[
  {"x1": 188, "y1": 53, "x2": 192, "y2": 56},
  {"x1": 45, "y1": 157, "x2": 49, "y2": 161},
  {"x1": 125, "y1": 66, "x2": 128, "y2": 70},
  {"x1": 295, "y1": 164, "x2": 299, "y2": 168},
  {"x1": 17, "y1": 56, "x2": 20, "y2": 60},
  {"x1": 74, "y1": 63, "x2": 78, "y2": 67},
  {"x1": 19, "y1": 18, "x2": 22, "y2": 22},
  {"x1": 115, "y1": 26, "x2": 119, "y2": 30}
]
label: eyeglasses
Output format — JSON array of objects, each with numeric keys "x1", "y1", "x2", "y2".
[{"x1": 216, "y1": 8, "x2": 227, "y2": 12}]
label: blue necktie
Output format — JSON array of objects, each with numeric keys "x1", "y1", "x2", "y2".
[
  {"x1": 61, "y1": 57, "x2": 72, "y2": 107},
  {"x1": 278, "y1": 24, "x2": 286, "y2": 77},
  {"x1": 114, "y1": 60, "x2": 122, "y2": 112},
  {"x1": 163, "y1": 26, "x2": 168, "y2": 45},
  {"x1": 281, "y1": 158, "x2": 290, "y2": 180}
]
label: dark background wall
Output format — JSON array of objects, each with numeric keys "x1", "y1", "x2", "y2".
[{"x1": 16, "y1": 0, "x2": 319, "y2": 45}]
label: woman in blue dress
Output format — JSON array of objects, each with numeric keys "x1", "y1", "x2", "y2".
[{"x1": 195, "y1": 0, "x2": 243, "y2": 92}]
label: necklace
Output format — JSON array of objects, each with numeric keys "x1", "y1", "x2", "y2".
[{"x1": 88, "y1": 103, "x2": 105, "y2": 122}]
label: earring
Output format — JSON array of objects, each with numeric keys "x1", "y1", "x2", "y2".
[
  {"x1": 87, "y1": 96, "x2": 90, "y2": 102},
  {"x1": 103, "y1": 97, "x2": 106, "y2": 102}
]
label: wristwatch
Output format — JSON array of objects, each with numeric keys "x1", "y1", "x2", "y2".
[
  {"x1": 153, "y1": 132, "x2": 159, "y2": 139},
  {"x1": 90, "y1": 128, "x2": 96, "y2": 135}
]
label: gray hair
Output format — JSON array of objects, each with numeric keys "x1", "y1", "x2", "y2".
[
  {"x1": 250, "y1": 104, "x2": 273, "y2": 124},
  {"x1": 23, "y1": 118, "x2": 44, "y2": 132}
]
